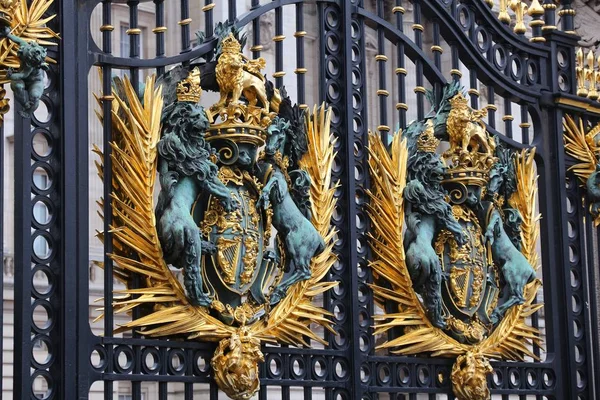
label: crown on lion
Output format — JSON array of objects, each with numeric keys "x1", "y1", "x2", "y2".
[
  {"x1": 417, "y1": 121, "x2": 440, "y2": 153},
  {"x1": 221, "y1": 33, "x2": 242, "y2": 54},
  {"x1": 176, "y1": 67, "x2": 202, "y2": 103}
]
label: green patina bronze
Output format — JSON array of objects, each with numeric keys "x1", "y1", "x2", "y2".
[
  {"x1": 0, "y1": 25, "x2": 48, "y2": 118},
  {"x1": 256, "y1": 115, "x2": 324, "y2": 305},
  {"x1": 155, "y1": 100, "x2": 236, "y2": 307},
  {"x1": 588, "y1": 164, "x2": 600, "y2": 219}
]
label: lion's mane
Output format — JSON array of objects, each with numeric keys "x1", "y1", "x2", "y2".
[
  {"x1": 158, "y1": 102, "x2": 218, "y2": 182},
  {"x1": 18, "y1": 41, "x2": 47, "y2": 68},
  {"x1": 404, "y1": 152, "x2": 455, "y2": 222}
]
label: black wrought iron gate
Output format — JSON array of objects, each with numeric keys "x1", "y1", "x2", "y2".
[{"x1": 4, "y1": 0, "x2": 600, "y2": 399}]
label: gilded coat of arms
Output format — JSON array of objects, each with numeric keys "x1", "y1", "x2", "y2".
[
  {"x1": 95, "y1": 27, "x2": 338, "y2": 400},
  {"x1": 368, "y1": 82, "x2": 543, "y2": 400}
]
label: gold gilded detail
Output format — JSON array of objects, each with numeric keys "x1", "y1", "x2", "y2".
[
  {"x1": 368, "y1": 105, "x2": 543, "y2": 400},
  {"x1": 510, "y1": 0, "x2": 527, "y2": 34},
  {"x1": 0, "y1": 86, "x2": 9, "y2": 123},
  {"x1": 217, "y1": 236, "x2": 243, "y2": 285},
  {"x1": 444, "y1": 93, "x2": 497, "y2": 180},
  {"x1": 451, "y1": 352, "x2": 493, "y2": 400},
  {"x1": 0, "y1": 0, "x2": 59, "y2": 73},
  {"x1": 176, "y1": 67, "x2": 202, "y2": 103},
  {"x1": 241, "y1": 235, "x2": 259, "y2": 284},
  {"x1": 563, "y1": 116, "x2": 600, "y2": 226},
  {"x1": 576, "y1": 48, "x2": 589, "y2": 97},
  {"x1": 212, "y1": 328, "x2": 264, "y2": 400},
  {"x1": 416, "y1": 120, "x2": 440, "y2": 152}
]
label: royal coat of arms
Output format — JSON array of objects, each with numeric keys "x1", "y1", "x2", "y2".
[
  {"x1": 368, "y1": 82, "x2": 543, "y2": 400},
  {"x1": 95, "y1": 27, "x2": 338, "y2": 400}
]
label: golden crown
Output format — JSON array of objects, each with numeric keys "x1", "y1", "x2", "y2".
[
  {"x1": 417, "y1": 121, "x2": 440, "y2": 152},
  {"x1": 176, "y1": 67, "x2": 202, "y2": 103},
  {"x1": 442, "y1": 93, "x2": 496, "y2": 187},
  {"x1": 449, "y1": 92, "x2": 469, "y2": 109},
  {"x1": 221, "y1": 33, "x2": 242, "y2": 54}
]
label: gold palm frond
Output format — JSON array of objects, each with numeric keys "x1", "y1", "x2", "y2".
[
  {"x1": 563, "y1": 115, "x2": 600, "y2": 226},
  {"x1": 366, "y1": 131, "x2": 468, "y2": 357},
  {"x1": 0, "y1": 0, "x2": 59, "y2": 74},
  {"x1": 563, "y1": 115, "x2": 600, "y2": 183},
  {"x1": 252, "y1": 104, "x2": 339, "y2": 346},
  {"x1": 482, "y1": 148, "x2": 544, "y2": 361},
  {"x1": 95, "y1": 75, "x2": 233, "y2": 339}
]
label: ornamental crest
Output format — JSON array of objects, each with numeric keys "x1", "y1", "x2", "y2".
[
  {"x1": 95, "y1": 27, "x2": 338, "y2": 400},
  {"x1": 368, "y1": 82, "x2": 543, "y2": 400}
]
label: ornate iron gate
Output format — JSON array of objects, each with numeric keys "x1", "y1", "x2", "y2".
[{"x1": 3, "y1": 0, "x2": 600, "y2": 399}]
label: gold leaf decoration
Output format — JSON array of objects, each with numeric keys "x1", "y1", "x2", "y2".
[
  {"x1": 95, "y1": 78, "x2": 338, "y2": 352},
  {"x1": 0, "y1": 0, "x2": 59, "y2": 77},
  {"x1": 367, "y1": 131, "x2": 467, "y2": 357},
  {"x1": 563, "y1": 115, "x2": 600, "y2": 226},
  {"x1": 95, "y1": 75, "x2": 234, "y2": 339}
]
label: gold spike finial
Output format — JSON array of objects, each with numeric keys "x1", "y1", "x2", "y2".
[
  {"x1": 576, "y1": 48, "x2": 589, "y2": 97},
  {"x1": 510, "y1": 0, "x2": 528, "y2": 34},
  {"x1": 528, "y1": 0, "x2": 545, "y2": 16},
  {"x1": 587, "y1": 50, "x2": 598, "y2": 100}
]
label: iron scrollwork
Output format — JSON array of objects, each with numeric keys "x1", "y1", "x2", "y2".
[
  {"x1": 95, "y1": 29, "x2": 338, "y2": 400},
  {"x1": 369, "y1": 83, "x2": 543, "y2": 400}
]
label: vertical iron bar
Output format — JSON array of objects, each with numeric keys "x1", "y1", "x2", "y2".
[
  {"x1": 487, "y1": 86, "x2": 496, "y2": 129},
  {"x1": 450, "y1": 44, "x2": 461, "y2": 82},
  {"x1": 180, "y1": 0, "x2": 191, "y2": 53},
  {"x1": 13, "y1": 110, "x2": 32, "y2": 400},
  {"x1": 204, "y1": 0, "x2": 214, "y2": 38},
  {"x1": 154, "y1": 0, "x2": 166, "y2": 76},
  {"x1": 542, "y1": 0, "x2": 557, "y2": 31},
  {"x1": 504, "y1": 98, "x2": 513, "y2": 139},
  {"x1": 520, "y1": 105, "x2": 530, "y2": 144},
  {"x1": 128, "y1": 0, "x2": 140, "y2": 89},
  {"x1": 431, "y1": 20, "x2": 442, "y2": 70},
  {"x1": 394, "y1": 1, "x2": 407, "y2": 128},
  {"x1": 228, "y1": 0, "x2": 237, "y2": 21},
  {"x1": 469, "y1": 68, "x2": 479, "y2": 109},
  {"x1": 274, "y1": 6, "x2": 284, "y2": 89},
  {"x1": 342, "y1": 1, "x2": 363, "y2": 398},
  {"x1": 101, "y1": 1, "x2": 114, "y2": 399},
  {"x1": 251, "y1": 0, "x2": 261, "y2": 58},
  {"x1": 295, "y1": 2, "x2": 306, "y2": 107},
  {"x1": 376, "y1": 0, "x2": 388, "y2": 135},
  {"x1": 412, "y1": 0, "x2": 425, "y2": 120}
]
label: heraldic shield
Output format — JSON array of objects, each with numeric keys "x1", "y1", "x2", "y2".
[
  {"x1": 435, "y1": 204, "x2": 498, "y2": 330},
  {"x1": 94, "y1": 26, "x2": 339, "y2": 400}
]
